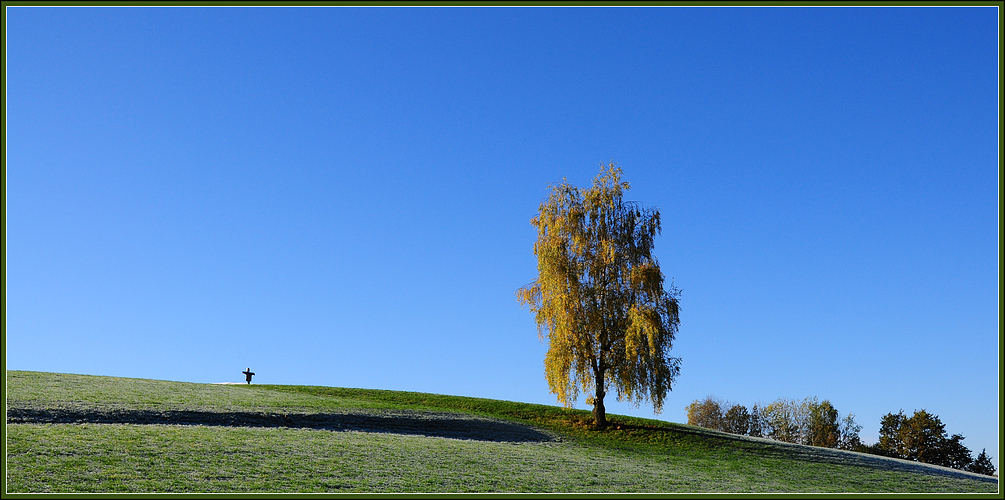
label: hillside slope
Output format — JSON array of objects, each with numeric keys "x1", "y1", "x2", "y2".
[{"x1": 5, "y1": 371, "x2": 999, "y2": 493}]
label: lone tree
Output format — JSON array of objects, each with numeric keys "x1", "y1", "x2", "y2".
[{"x1": 518, "y1": 163, "x2": 681, "y2": 429}]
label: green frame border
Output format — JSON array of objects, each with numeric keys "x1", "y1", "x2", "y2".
[
  {"x1": 2, "y1": 1, "x2": 1001, "y2": 498},
  {"x1": 0, "y1": 1, "x2": 1003, "y2": 6}
]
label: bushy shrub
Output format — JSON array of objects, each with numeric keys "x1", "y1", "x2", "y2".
[{"x1": 685, "y1": 396, "x2": 724, "y2": 431}]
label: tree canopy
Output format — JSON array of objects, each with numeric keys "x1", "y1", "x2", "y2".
[
  {"x1": 518, "y1": 163, "x2": 681, "y2": 428},
  {"x1": 877, "y1": 409, "x2": 980, "y2": 471},
  {"x1": 967, "y1": 449, "x2": 997, "y2": 477}
]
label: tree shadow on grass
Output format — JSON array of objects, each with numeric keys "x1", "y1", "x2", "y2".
[
  {"x1": 618, "y1": 422, "x2": 998, "y2": 484},
  {"x1": 7, "y1": 407, "x2": 558, "y2": 443}
]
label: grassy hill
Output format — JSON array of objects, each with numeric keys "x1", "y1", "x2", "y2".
[{"x1": 5, "y1": 370, "x2": 999, "y2": 493}]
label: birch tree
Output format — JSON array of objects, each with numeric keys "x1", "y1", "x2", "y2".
[{"x1": 518, "y1": 163, "x2": 682, "y2": 428}]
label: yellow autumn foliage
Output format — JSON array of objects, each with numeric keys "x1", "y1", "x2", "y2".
[{"x1": 517, "y1": 163, "x2": 682, "y2": 427}]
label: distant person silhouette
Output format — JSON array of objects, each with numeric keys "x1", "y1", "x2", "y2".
[{"x1": 242, "y1": 368, "x2": 255, "y2": 384}]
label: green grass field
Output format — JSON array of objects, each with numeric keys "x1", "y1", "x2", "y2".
[{"x1": 5, "y1": 370, "x2": 999, "y2": 493}]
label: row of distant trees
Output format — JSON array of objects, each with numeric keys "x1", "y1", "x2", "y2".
[
  {"x1": 686, "y1": 396, "x2": 996, "y2": 477},
  {"x1": 686, "y1": 396, "x2": 863, "y2": 449}
]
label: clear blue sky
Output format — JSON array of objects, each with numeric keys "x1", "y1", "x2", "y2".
[{"x1": 5, "y1": 5, "x2": 999, "y2": 468}]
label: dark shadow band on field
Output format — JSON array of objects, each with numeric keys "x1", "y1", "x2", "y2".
[
  {"x1": 6, "y1": 407, "x2": 557, "y2": 443},
  {"x1": 624, "y1": 422, "x2": 998, "y2": 484}
]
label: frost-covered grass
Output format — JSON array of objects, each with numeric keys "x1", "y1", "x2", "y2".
[{"x1": 5, "y1": 371, "x2": 1000, "y2": 493}]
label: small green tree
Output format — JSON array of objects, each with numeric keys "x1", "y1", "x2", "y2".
[
  {"x1": 935, "y1": 434, "x2": 974, "y2": 470},
  {"x1": 518, "y1": 163, "x2": 682, "y2": 429},
  {"x1": 838, "y1": 413, "x2": 863, "y2": 451},
  {"x1": 722, "y1": 404, "x2": 751, "y2": 435},
  {"x1": 878, "y1": 410, "x2": 907, "y2": 456},
  {"x1": 966, "y1": 449, "x2": 997, "y2": 476},
  {"x1": 876, "y1": 409, "x2": 975, "y2": 470},
  {"x1": 901, "y1": 410, "x2": 949, "y2": 465},
  {"x1": 805, "y1": 399, "x2": 840, "y2": 448},
  {"x1": 685, "y1": 396, "x2": 724, "y2": 431},
  {"x1": 762, "y1": 398, "x2": 802, "y2": 443},
  {"x1": 748, "y1": 403, "x2": 764, "y2": 437}
]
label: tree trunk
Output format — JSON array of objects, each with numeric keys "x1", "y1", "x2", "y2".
[{"x1": 593, "y1": 372, "x2": 607, "y2": 429}]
